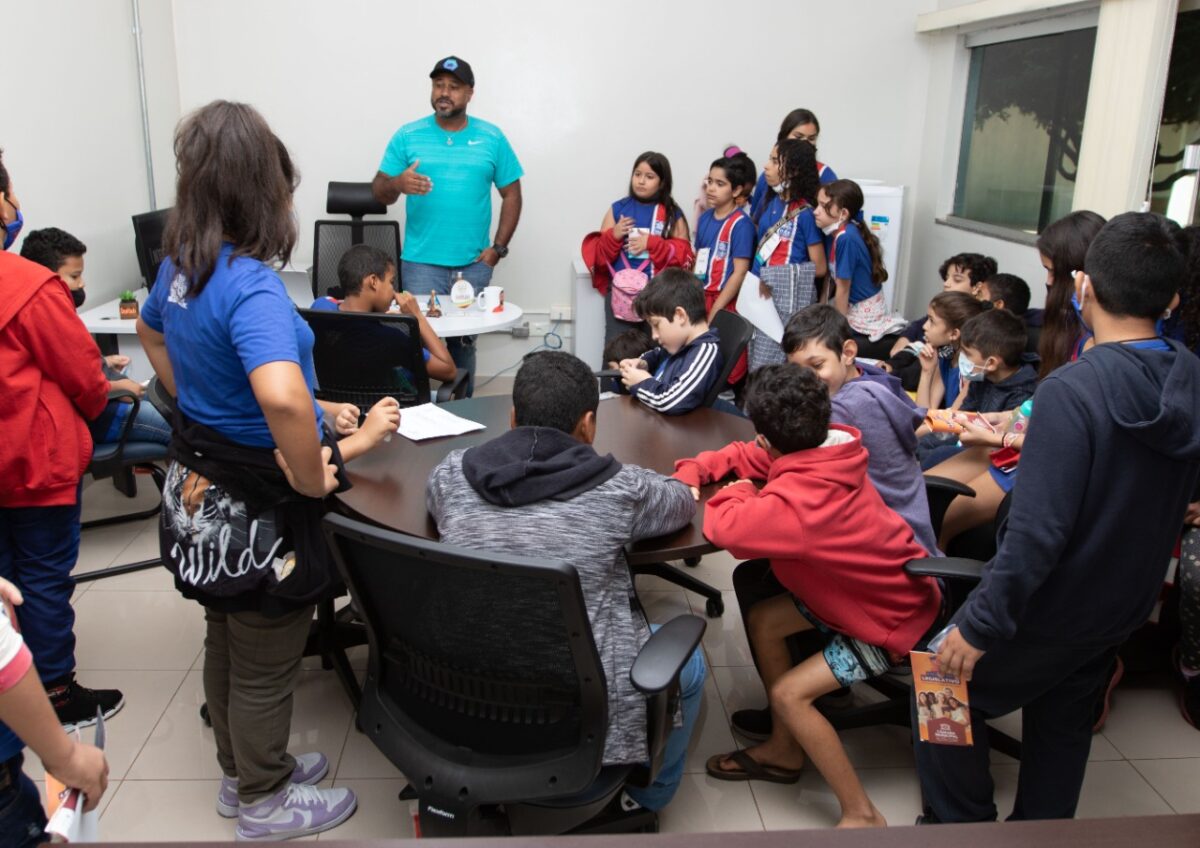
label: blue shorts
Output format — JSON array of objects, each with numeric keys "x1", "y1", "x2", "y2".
[{"x1": 791, "y1": 596, "x2": 895, "y2": 688}]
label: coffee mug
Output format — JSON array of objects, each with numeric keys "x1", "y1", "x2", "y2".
[{"x1": 476, "y1": 285, "x2": 505, "y2": 313}]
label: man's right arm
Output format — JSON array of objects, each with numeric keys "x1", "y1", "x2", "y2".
[
  {"x1": 629, "y1": 469, "x2": 696, "y2": 542},
  {"x1": 372, "y1": 170, "x2": 402, "y2": 206}
]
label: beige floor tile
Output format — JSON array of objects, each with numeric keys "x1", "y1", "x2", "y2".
[
  {"x1": 1099, "y1": 687, "x2": 1200, "y2": 759},
  {"x1": 752, "y1": 766, "x2": 923, "y2": 829},
  {"x1": 686, "y1": 674, "x2": 738, "y2": 774},
  {"x1": 85, "y1": 559, "x2": 174, "y2": 591},
  {"x1": 322, "y1": 779, "x2": 415, "y2": 839},
  {"x1": 712, "y1": 664, "x2": 767, "y2": 720},
  {"x1": 99, "y1": 779, "x2": 236, "y2": 841},
  {"x1": 335, "y1": 723, "x2": 407, "y2": 780},
  {"x1": 81, "y1": 477, "x2": 161, "y2": 524},
  {"x1": 640, "y1": 590, "x2": 692, "y2": 626},
  {"x1": 1131, "y1": 757, "x2": 1200, "y2": 813},
  {"x1": 656, "y1": 772, "x2": 763, "y2": 832},
  {"x1": 692, "y1": 591, "x2": 753, "y2": 667},
  {"x1": 680, "y1": 550, "x2": 737, "y2": 592},
  {"x1": 990, "y1": 760, "x2": 1172, "y2": 819},
  {"x1": 74, "y1": 524, "x2": 143, "y2": 575},
  {"x1": 985, "y1": 708, "x2": 1124, "y2": 763},
  {"x1": 72, "y1": 589, "x2": 205, "y2": 670}
]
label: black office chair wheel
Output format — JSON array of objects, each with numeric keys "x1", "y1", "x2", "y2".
[
  {"x1": 200, "y1": 702, "x2": 211, "y2": 727},
  {"x1": 683, "y1": 557, "x2": 700, "y2": 567},
  {"x1": 705, "y1": 597, "x2": 725, "y2": 618}
]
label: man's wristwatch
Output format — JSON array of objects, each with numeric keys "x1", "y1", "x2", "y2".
[{"x1": 491, "y1": 243, "x2": 509, "y2": 259}]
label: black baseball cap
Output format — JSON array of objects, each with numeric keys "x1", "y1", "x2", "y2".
[{"x1": 429, "y1": 56, "x2": 474, "y2": 87}]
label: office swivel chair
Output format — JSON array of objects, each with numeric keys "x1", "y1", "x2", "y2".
[
  {"x1": 312, "y1": 182, "x2": 402, "y2": 298},
  {"x1": 131, "y1": 208, "x2": 171, "y2": 290},
  {"x1": 323, "y1": 513, "x2": 706, "y2": 837}
]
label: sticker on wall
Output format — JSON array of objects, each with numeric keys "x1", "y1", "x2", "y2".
[{"x1": 870, "y1": 215, "x2": 890, "y2": 239}]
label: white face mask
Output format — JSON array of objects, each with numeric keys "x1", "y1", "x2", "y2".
[
  {"x1": 821, "y1": 220, "x2": 841, "y2": 235},
  {"x1": 772, "y1": 180, "x2": 789, "y2": 195}
]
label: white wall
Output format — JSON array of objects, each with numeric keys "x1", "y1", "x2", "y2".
[{"x1": 4, "y1": 0, "x2": 180, "y2": 305}]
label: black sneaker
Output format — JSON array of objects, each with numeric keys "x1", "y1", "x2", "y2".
[
  {"x1": 1173, "y1": 646, "x2": 1200, "y2": 729},
  {"x1": 46, "y1": 676, "x2": 125, "y2": 731},
  {"x1": 731, "y1": 707, "x2": 772, "y2": 741}
]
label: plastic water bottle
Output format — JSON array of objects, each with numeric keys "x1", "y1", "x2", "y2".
[{"x1": 1009, "y1": 399, "x2": 1033, "y2": 434}]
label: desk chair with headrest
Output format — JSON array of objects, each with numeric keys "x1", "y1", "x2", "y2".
[
  {"x1": 312, "y1": 181, "x2": 402, "y2": 299},
  {"x1": 77, "y1": 379, "x2": 170, "y2": 583},
  {"x1": 323, "y1": 513, "x2": 705, "y2": 837}
]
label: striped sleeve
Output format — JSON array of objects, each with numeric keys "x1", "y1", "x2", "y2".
[{"x1": 630, "y1": 341, "x2": 721, "y2": 416}]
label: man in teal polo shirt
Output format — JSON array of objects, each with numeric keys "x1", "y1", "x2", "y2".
[{"x1": 372, "y1": 56, "x2": 523, "y2": 395}]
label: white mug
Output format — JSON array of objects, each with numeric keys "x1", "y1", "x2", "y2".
[{"x1": 476, "y1": 285, "x2": 505, "y2": 313}]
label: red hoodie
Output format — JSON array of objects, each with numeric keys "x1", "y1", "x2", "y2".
[
  {"x1": 580, "y1": 228, "x2": 695, "y2": 297},
  {"x1": 0, "y1": 252, "x2": 108, "y2": 507},
  {"x1": 673, "y1": 425, "x2": 940, "y2": 656}
]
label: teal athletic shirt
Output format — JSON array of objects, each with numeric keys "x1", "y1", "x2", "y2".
[{"x1": 379, "y1": 114, "x2": 523, "y2": 267}]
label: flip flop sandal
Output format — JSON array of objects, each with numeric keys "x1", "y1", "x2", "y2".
[{"x1": 705, "y1": 749, "x2": 803, "y2": 784}]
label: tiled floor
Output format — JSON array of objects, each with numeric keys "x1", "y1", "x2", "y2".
[{"x1": 58, "y1": 436, "x2": 1196, "y2": 839}]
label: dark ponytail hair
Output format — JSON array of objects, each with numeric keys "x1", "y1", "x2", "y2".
[
  {"x1": 777, "y1": 108, "x2": 820, "y2": 145},
  {"x1": 629, "y1": 151, "x2": 688, "y2": 240},
  {"x1": 930, "y1": 291, "x2": 989, "y2": 348},
  {"x1": 711, "y1": 152, "x2": 757, "y2": 203},
  {"x1": 822, "y1": 179, "x2": 887, "y2": 285},
  {"x1": 1035, "y1": 210, "x2": 1106, "y2": 378}
]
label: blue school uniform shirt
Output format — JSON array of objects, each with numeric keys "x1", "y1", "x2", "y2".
[
  {"x1": 751, "y1": 197, "x2": 822, "y2": 274},
  {"x1": 829, "y1": 223, "x2": 879, "y2": 304},
  {"x1": 749, "y1": 162, "x2": 838, "y2": 220},
  {"x1": 141, "y1": 245, "x2": 324, "y2": 448},
  {"x1": 378, "y1": 115, "x2": 523, "y2": 267},
  {"x1": 610, "y1": 196, "x2": 678, "y2": 277},
  {"x1": 694, "y1": 207, "x2": 754, "y2": 292},
  {"x1": 938, "y1": 353, "x2": 962, "y2": 408},
  {"x1": 309, "y1": 297, "x2": 432, "y2": 363}
]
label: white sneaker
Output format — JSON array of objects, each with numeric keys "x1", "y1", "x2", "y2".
[{"x1": 235, "y1": 783, "x2": 356, "y2": 841}]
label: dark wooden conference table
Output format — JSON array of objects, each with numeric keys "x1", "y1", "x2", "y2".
[{"x1": 335, "y1": 394, "x2": 756, "y2": 564}]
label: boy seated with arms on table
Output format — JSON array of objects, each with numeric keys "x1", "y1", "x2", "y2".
[
  {"x1": 673, "y1": 364, "x2": 941, "y2": 829},
  {"x1": 311, "y1": 243, "x2": 456, "y2": 384},
  {"x1": 618, "y1": 269, "x2": 722, "y2": 415},
  {"x1": 601, "y1": 327, "x2": 654, "y2": 395},
  {"x1": 426, "y1": 350, "x2": 706, "y2": 815},
  {"x1": 20, "y1": 227, "x2": 171, "y2": 446},
  {"x1": 917, "y1": 212, "x2": 1200, "y2": 824}
]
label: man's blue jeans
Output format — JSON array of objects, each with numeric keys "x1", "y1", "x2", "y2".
[
  {"x1": 401, "y1": 260, "x2": 494, "y2": 396},
  {"x1": 0, "y1": 485, "x2": 83, "y2": 684}
]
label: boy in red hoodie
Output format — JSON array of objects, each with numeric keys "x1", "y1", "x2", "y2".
[{"x1": 673, "y1": 364, "x2": 940, "y2": 828}]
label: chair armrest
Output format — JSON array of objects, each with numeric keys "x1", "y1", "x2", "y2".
[
  {"x1": 594, "y1": 369, "x2": 621, "y2": 380},
  {"x1": 434, "y1": 370, "x2": 470, "y2": 403},
  {"x1": 630, "y1": 614, "x2": 705, "y2": 695},
  {"x1": 924, "y1": 475, "x2": 976, "y2": 499},
  {"x1": 904, "y1": 556, "x2": 987, "y2": 583}
]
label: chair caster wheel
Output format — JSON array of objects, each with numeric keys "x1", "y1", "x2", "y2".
[
  {"x1": 705, "y1": 597, "x2": 725, "y2": 618},
  {"x1": 683, "y1": 557, "x2": 700, "y2": 567},
  {"x1": 200, "y1": 702, "x2": 211, "y2": 727}
]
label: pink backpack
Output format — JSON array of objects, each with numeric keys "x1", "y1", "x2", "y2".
[{"x1": 609, "y1": 254, "x2": 651, "y2": 322}]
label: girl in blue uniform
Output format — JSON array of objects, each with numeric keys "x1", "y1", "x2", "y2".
[
  {"x1": 748, "y1": 139, "x2": 826, "y2": 371},
  {"x1": 749, "y1": 109, "x2": 838, "y2": 220},
  {"x1": 695, "y1": 153, "x2": 756, "y2": 320}
]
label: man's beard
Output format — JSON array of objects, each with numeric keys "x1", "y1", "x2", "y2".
[{"x1": 432, "y1": 100, "x2": 465, "y2": 120}]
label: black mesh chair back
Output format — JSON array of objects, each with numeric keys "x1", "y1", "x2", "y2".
[
  {"x1": 311, "y1": 181, "x2": 401, "y2": 298},
  {"x1": 322, "y1": 513, "x2": 609, "y2": 836},
  {"x1": 131, "y1": 209, "x2": 172, "y2": 290},
  {"x1": 701, "y1": 310, "x2": 754, "y2": 406},
  {"x1": 299, "y1": 308, "x2": 430, "y2": 409}
]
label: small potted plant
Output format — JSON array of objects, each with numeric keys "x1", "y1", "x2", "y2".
[{"x1": 118, "y1": 290, "x2": 139, "y2": 319}]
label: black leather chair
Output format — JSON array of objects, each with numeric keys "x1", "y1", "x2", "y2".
[
  {"x1": 700, "y1": 309, "x2": 754, "y2": 407},
  {"x1": 322, "y1": 513, "x2": 705, "y2": 837},
  {"x1": 299, "y1": 308, "x2": 467, "y2": 408},
  {"x1": 312, "y1": 182, "x2": 402, "y2": 299},
  {"x1": 77, "y1": 381, "x2": 169, "y2": 583}
]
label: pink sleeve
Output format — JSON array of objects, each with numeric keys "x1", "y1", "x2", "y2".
[
  {"x1": 0, "y1": 644, "x2": 32, "y2": 692},
  {"x1": 0, "y1": 606, "x2": 32, "y2": 693}
]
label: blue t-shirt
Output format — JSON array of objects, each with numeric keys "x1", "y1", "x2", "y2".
[
  {"x1": 308, "y1": 297, "x2": 431, "y2": 362},
  {"x1": 749, "y1": 162, "x2": 838, "y2": 220},
  {"x1": 938, "y1": 353, "x2": 962, "y2": 408},
  {"x1": 609, "y1": 196, "x2": 680, "y2": 276},
  {"x1": 751, "y1": 197, "x2": 822, "y2": 274},
  {"x1": 142, "y1": 245, "x2": 324, "y2": 448},
  {"x1": 830, "y1": 224, "x2": 879, "y2": 304},
  {"x1": 694, "y1": 207, "x2": 754, "y2": 292},
  {"x1": 379, "y1": 115, "x2": 523, "y2": 267}
]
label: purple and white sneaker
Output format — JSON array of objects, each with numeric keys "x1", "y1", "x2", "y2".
[
  {"x1": 235, "y1": 783, "x2": 356, "y2": 841},
  {"x1": 217, "y1": 752, "x2": 330, "y2": 818}
]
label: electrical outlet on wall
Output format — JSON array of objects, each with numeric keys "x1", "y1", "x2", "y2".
[{"x1": 550, "y1": 304, "x2": 573, "y2": 321}]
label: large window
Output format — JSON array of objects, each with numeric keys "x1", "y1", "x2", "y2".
[
  {"x1": 952, "y1": 26, "x2": 1097, "y2": 234},
  {"x1": 1148, "y1": 9, "x2": 1200, "y2": 226}
]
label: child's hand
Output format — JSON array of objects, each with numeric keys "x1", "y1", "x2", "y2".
[
  {"x1": 333, "y1": 403, "x2": 361, "y2": 436},
  {"x1": 1185, "y1": 501, "x2": 1200, "y2": 527},
  {"x1": 362, "y1": 397, "x2": 401, "y2": 443},
  {"x1": 627, "y1": 231, "x2": 649, "y2": 255},
  {"x1": 918, "y1": 343, "x2": 938, "y2": 374},
  {"x1": 110, "y1": 377, "x2": 145, "y2": 398},
  {"x1": 394, "y1": 291, "x2": 422, "y2": 318},
  {"x1": 274, "y1": 446, "x2": 339, "y2": 498},
  {"x1": 0, "y1": 577, "x2": 22, "y2": 608},
  {"x1": 612, "y1": 215, "x2": 634, "y2": 241},
  {"x1": 957, "y1": 416, "x2": 1003, "y2": 447},
  {"x1": 45, "y1": 741, "x2": 109, "y2": 813},
  {"x1": 620, "y1": 365, "x2": 652, "y2": 388},
  {"x1": 618, "y1": 357, "x2": 647, "y2": 371},
  {"x1": 724, "y1": 478, "x2": 754, "y2": 489},
  {"x1": 104, "y1": 354, "x2": 131, "y2": 371}
]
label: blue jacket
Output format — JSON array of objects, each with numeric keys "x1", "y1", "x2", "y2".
[
  {"x1": 955, "y1": 339, "x2": 1200, "y2": 651},
  {"x1": 630, "y1": 328, "x2": 723, "y2": 416}
]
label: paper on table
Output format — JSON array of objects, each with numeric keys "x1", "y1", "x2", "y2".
[
  {"x1": 398, "y1": 403, "x2": 486, "y2": 441},
  {"x1": 735, "y1": 272, "x2": 783, "y2": 343}
]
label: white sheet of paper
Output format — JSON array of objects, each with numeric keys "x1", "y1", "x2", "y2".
[
  {"x1": 735, "y1": 272, "x2": 784, "y2": 343},
  {"x1": 397, "y1": 403, "x2": 486, "y2": 442}
]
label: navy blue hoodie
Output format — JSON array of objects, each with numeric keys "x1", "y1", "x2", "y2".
[
  {"x1": 630, "y1": 328, "x2": 722, "y2": 416},
  {"x1": 956, "y1": 339, "x2": 1200, "y2": 651}
]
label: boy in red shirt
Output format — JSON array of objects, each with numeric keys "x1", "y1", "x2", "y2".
[{"x1": 673, "y1": 364, "x2": 940, "y2": 828}]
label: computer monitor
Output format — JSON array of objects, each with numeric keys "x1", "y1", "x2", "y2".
[{"x1": 131, "y1": 208, "x2": 171, "y2": 290}]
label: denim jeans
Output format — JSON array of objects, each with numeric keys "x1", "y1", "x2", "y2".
[
  {"x1": 624, "y1": 626, "x2": 707, "y2": 811},
  {"x1": 0, "y1": 484, "x2": 82, "y2": 683},
  {"x1": 401, "y1": 260, "x2": 495, "y2": 397},
  {"x1": 0, "y1": 754, "x2": 48, "y2": 848},
  {"x1": 94, "y1": 398, "x2": 172, "y2": 446}
]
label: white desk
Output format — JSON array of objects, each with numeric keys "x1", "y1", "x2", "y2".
[{"x1": 79, "y1": 270, "x2": 522, "y2": 379}]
